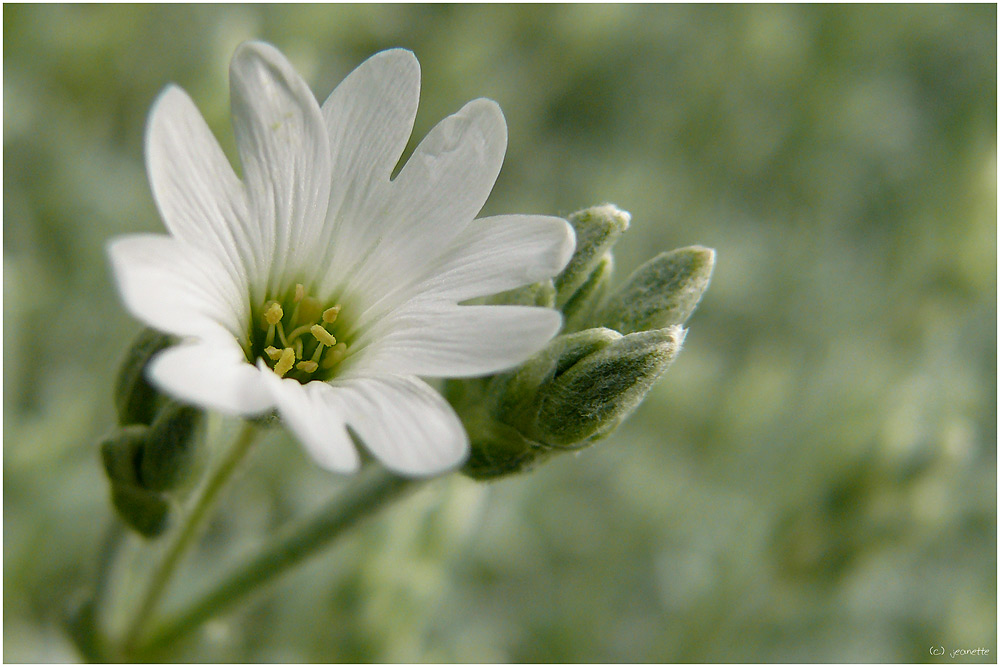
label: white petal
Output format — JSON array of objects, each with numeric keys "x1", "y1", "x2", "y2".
[
  {"x1": 229, "y1": 41, "x2": 332, "y2": 298},
  {"x1": 327, "y1": 98, "x2": 508, "y2": 301},
  {"x1": 148, "y1": 339, "x2": 273, "y2": 416},
  {"x1": 259, "y1": 368, "x2": 361, "y2": 474},
  {"x1": 330, "y1": 376, "x2": 468, "y2": 476},
  {"x1": 107, "y1": 234, "x2": 248, "y2": 341},
  {"x1": 349, "y1": 304, "x2": 562, "y2": 378},
  {"x1": 414, "y1": 214, "x2": 576, "y2": 302},
  {"x1": 145, "y1": 85, "x2": 257, "y2": 288},
  {"x1": 320, "y1": 49, "x2": 419, "y2": 259}
]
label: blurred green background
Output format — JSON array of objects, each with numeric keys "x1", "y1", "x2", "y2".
[{"x1": 4, "y1": 4, "x2": 996, "y2": 662}]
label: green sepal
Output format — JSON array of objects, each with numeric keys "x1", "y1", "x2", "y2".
[
  {"x1": 109, "y1": 482, "x2": 170, "y2": 538},
  {"x1": 100, "y1": 425, "x2": 150, "y2": 486},
  {"x1": 555, "y1": 205, "x2": 630, "y2": 308},
  {"x1": 562, "y1": 252, "x2": 613, "y2": 332},
  {"x1": 597, "y1": 246, "x2": 715, "y2": 334},
  {"x1": 462, "y1": 421, "x2": 540, "y2": 481},
  {"x1": 139, "y1": 402, "x2": 203, "y2": 493},
  {"x1": 114, "y1": 327, "x2": 173, "y2": 426}
]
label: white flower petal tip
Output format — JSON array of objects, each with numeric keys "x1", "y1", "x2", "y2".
[
  {"x1": 111, "y1": 42, "x2": 567, "y2": 476},
  {"x1": 337, "y1": 376, "x2": 469, "y2": 477}
]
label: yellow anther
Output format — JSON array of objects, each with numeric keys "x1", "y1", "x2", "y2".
[
  {"x1": 293, "y1": 283, "x2": 305, "y2": 303},
  {"x1": 273, "y1": 348, "x2": 295, "y2": 377},
  {"x1": 265, "y1": 302, "x2": 283, "y2": 325},
  {"x1": 294, "y1": 338, "x2": 303, "y2": 360},
  {"x1": 322, "y1": 305, "x2": 341, "y2": 323},
  {"x1": 310, "y1": 324, "x2": 337, "y2": 347},
  {"x1": 264, "y1": 346, "x2": 282, "y2": 360},
  {"x1": 296, "y1": 360, "x2": 318, "y2": 373}
]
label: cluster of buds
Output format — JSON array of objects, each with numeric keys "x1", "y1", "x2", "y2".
[
  {"x1": 447, "y1": 205, "x2": 715, "y2": 480},
  {"x1": 101, "y1": 328, "x2": 202, "y2": 536}
]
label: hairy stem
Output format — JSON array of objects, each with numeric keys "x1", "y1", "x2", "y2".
[
  {"x1": 122, "y1": 420, "x2": 259, "y2": 657},
  {"x1": 136, "y1": 468, "x2": 416, "y2": 658}
]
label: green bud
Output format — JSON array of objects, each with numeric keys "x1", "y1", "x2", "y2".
[
  {"x1": 114, "y1": 327, "x2": 173, "y2": 426},
  {"x1": 527, "y1": 326, "x2": 685, "y2": 447},
  {"x1": 109, "y1": 482, "x2": 170, "y2": 538},
  {"x1": 555, "y1": 205, "x2": 630, "y2": 308},
  {"x1": 100, "y1": 425, "x2": 150, "y2": 486},
  {"x1": 487, "y1": 279, "x2": 556, "y2": 308},
  {"x1": 455, "y1": 329, "x2": 617, "y2": 480},
  {"x1": 494, "y1": 327, "x2": 622, "y2": 435},
  {"x1": 562, "y1": 252, "x2": 613, "y2": 332},
  {"x1": 139, "y1": 402, "x2": 203, "y2": 492},
  {"x1": 598, "y1": 246, "x2": 715, "y2": 334},
  {"x1": 460, "y1": 326, "x2": 685, "y2": 480}
]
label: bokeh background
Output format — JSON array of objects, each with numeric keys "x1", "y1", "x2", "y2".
[{"x1": 4, "y1": 4, "x2": 996, "y2": 662}]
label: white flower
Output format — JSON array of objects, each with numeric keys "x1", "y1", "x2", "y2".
[{"x1": 108, "y1": 42, "x2": 575, "y2": 476}]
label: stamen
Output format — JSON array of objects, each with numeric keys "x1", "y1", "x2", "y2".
[
  {"x1": 310, "y1": 343, "x2": 325, "y2": 363},
  {"x1": 286, "y1": 324, "x2": 314, "y2": 343},
  {"x1": 310, "y1": 324, "x2": 337, "y2": 347},
  {"x1": 273, "y1": 348, "x2": 295, "y2": 377},
  {"x1": 294, "y1": 338, "x2": 303, "y2": 360},
  {"x1": 322, "y1": 305, "x2": 341, "y2": 324},
  {"x1": 276, "y1": 321, "x2": 289, "y2": 347},
  {"x1": 264, "y1": 346, "x2": 282, "y2": 360},
  {"x1": 265, "y1": 302, "x2": 283, "y2": 325},
  {"x1": 293, "y1": 283, "x2": 305, "y2": 303},
  {"x1": 296, "y1": 360, "x2": 318, "y2": 373}
]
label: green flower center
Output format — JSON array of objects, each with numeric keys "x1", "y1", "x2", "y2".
[{"x1": 248, "y1": 283, "x2": 349, "y2": 383}]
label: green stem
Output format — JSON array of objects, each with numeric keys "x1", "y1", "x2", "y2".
[
  {"x1": 122, "y1": 420, "x2": 259, "y2": 656},
  {"x1": 136, "y1": 468, "x2": 417, "y2": 658}
]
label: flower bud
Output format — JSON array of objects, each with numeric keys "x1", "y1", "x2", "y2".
[
  {"x1": 555, "y1": 205, "x2": 630, "y2": 308},
  {"x1": 456, "y1": 328, "x2": 619, "y2": 480},
  {"x1": 101, "y1": 427, "x2": 170, "y2": 536},
  {"x1": 529, "y1": 326, "x2": 686, "y2": 447},
  {"x1": 100, "y1": 425, "x2": 150, "y2": 485},
  {"x1": 598, "y1": 246, "x2": 715, "y2": 334},
  {"x1": 493, "y1": 327, "x2": 622, "y2": 434},
  {"x1": 562, "y1": 252, "x2": 613, "y2": 332},
  {"x1": 109, "y1": 482, "x2": 170, "y2": 538},
  {"x1": 461, "y1": 326, "x2": 684, "y2": 480},
  {"x1": 138, "y1": 402, "x2": 203, "y2": 492},
  {"x1": 114, "y1": 327, "x2": 173, "y2": 426}
]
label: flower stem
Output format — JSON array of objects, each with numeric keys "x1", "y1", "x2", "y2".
[
  {"x1": 122, "y1": 420, "x2": 259, "y2": 657},
  {"x1": 135, "y1": 468, "x2": 417, "y2": 658}
]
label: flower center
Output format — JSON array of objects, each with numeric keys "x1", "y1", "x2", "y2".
[{"x1": 249, "y1": 283, "x2": 349, "y2": 383}]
